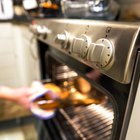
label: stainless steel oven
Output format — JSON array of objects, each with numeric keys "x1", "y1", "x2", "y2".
[{"x1": 30, "y1": 19, "x2": 140, "y2": 140}]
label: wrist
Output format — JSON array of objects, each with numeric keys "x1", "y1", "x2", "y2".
[{"x1": 0, "y1": 86, "x2": 15, "y2": 100}]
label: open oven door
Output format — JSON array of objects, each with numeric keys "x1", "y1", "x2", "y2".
[{"x1": 36, "y1": 41, "x2": 139, "y2": 140}]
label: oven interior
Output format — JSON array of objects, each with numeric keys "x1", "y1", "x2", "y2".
[{"x1": 37, "y1": 41, "x2": 117, "y2": 140}]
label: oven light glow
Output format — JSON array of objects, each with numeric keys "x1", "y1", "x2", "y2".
[{"x1": 57, "y1": 72, "x2": 78, "y2": 79}]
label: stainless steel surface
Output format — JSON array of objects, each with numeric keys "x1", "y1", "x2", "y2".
[
  {"x1": 60, "y1": 0, "x2": 119, "y2": 20},
  {"x1": 89, "y1": 0, "x2": 111, "y2": 12},
  {"x1": 55, "y1": 65, "x2": 78, "y2": 80},
  {"x1": 32, "y1": 19, "x2": 140, "y2": 83}
]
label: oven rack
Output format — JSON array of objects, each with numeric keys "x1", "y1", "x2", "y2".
[{"x1": 56, "y1": 102, "x2": 114, "y2": 140}]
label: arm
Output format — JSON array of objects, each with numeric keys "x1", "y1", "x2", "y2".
[{"x1": 0, "y1": 86, "x2": 32, "y2": 109}]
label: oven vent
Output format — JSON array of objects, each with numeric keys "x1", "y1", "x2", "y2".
[{"x1": 58, "y1": 102, "x2": 114, "y2": 140}]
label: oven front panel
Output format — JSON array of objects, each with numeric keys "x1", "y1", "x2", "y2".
[
  {"x1": 33, "y1": 19, "x2": 140, "y2": 140},
  {"x1": 37, "y1": 41, "x2": 134, "y2": 140},
  {"x1": 32, "y1": 19, "x2": 140, "y2": 84}
]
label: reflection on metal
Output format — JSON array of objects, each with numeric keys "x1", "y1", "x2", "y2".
[
  {"x1": 34, "y1": 19, "x2": 140, "y2": 83},
  {"x1": 61, "y1": 0, "x2": 119, "y2": 20},
  {"x1": 55, "y1": 65, "x2": 78, "y2": 80},
  {"x1": 59, "y1": 102, "x2": 114, "y2": 140}
]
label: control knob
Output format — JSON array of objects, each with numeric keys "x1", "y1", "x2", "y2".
[
  {"x1": 55, "y1": 31, "x2": 70, "y2": 49},
  {"x1": 36, "y1": 25, "x2": 51, "y2": 38},
  {"x1": 71, "y1": 35, "x2": 90, "y2": 58},
  {"x1": 30, "y1": 24, "x2": 51, "y2": 39},
  {"x1": 87, "y1": 38, "x2": 114, "y2": 70}
]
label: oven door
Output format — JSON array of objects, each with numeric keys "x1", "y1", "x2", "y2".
[{"x1": 37, "y1": 41, "x2": 140, "y2": 140}]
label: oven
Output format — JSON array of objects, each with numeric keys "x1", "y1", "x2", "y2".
[{"x1": 30, "y1": 19, "x2": 140, "y2": 140}]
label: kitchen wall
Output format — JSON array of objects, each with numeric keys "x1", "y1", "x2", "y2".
[
  {"x1": 0, "y1": 23, "x2": 41, "y2": 87},
  {"x1": 115, "y1": 0, "x2": 140, "y2": 21}
]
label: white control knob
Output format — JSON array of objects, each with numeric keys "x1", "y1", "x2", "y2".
[
  {"x1": 30, "y1": 25, "x2": 51, "y2": 37},
  {"x1": 71, "y1": 35, "x2": 90, "y2": 58},
  {"x1": 36, "y1": 25, "x2": 51, "y2": 36},
  {"x1": 55, "y1": 31, "x2": 69, "y2": 49},
  {"x1": 87, "y1": 38, "x2": 114, "y2": 69}
]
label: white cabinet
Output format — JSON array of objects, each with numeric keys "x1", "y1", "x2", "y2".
[{"x1": 0, "y1": 23, "x2": 41, "y2": 87}]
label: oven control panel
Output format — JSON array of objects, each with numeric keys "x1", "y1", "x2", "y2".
[
  {"x1": 87, "y1": 38, "x2": 114, "y2": 69},
  {"x1": 54, "y1": 31, "x2": 114, "y2": 70},
  {"x1": 32, "y1": 19, "x2": 140, "y2": 84}
]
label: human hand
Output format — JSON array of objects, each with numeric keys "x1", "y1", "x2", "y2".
[
  {"x1": 0, "y1": 81, "x2": 57, "y2": 119},
  {"x1": 10, "y1": 87, "x2": 33, "y2": 109},
  {"x1": 29, "y1": 81, "x2": 56, "y2": 120}
]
